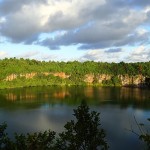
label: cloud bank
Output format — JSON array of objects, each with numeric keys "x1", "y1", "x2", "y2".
[{"x1": 0, "y1": 0, "x2": 150, "y2": 62}]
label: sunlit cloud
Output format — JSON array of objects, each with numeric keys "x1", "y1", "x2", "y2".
[
  {"x1": 0, "y1": 0, "x2": 150, "y2": 62},
  {"x1": 17, "y1": 51, "x2": 40, "y2": 59},
  {"x1": 0, "y1": 51, "x2": 8, "y2": 58},
  {"x1": 80, "y1": 48, "x2": 124, "y2": 62},
  {"x1": 126, "y1": 46, "x2": 150, "y2": 62}
]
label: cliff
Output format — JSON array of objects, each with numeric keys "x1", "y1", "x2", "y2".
[
  {"x1": 4, "y1": 72, "x2": 70, "y2": 81},
  {"x1": 3, "y1": 72, "x2": 148, "y2": 87},
  {"x1": 84, "y1": 74, "x2": 147, "y2": 87}
]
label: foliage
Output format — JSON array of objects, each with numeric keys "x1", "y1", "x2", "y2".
[
  {"x1": 55, "y1": 101, "x2": 108, "y2": 150},
  {"x1": 0, "y1": 123, "x2": 56, "y2": 150},
  {"x1": 139, "y1": 118, "x2": 150, "y2": 150},
  {"x1": 0, "y1": 122, "x2": 10, "y2": 149},
  {"x1": 0, "y1": 58, "x2": 150, "y2": 88},
  {"x1": 140, "y1": 134, "x2": 150, "y2": 150},
  {"x1": 0, "y1": 102, "x2": 108, "y2": 150},
  {"x1": 128, "y1": 117, "x2": 150, "y2": 150}
]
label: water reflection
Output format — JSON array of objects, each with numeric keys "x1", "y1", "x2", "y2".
[
  {"x1": 0, "y1": 86, "x2": 149, "y2": 109},
  {"x1": 6, "y1": 93, "x2": 17, "y2": 101},
  {"x1": 0, "y1": 86, "x2": 149, "y2": 150},
  {"x1": 53, "y1": 91, "x2": 70, "y2": 99}
]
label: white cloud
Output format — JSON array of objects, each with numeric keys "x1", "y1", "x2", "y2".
[
  {"x1": 80, "y1": 48, "x2": 124, "y2": 62},
  {"x1": 0, "y1": 0, "x2": 150, "y2": 48},
  {"x1": 0, "y1": 0, "x2": 150, "y2": 62},
  {"x1": 40, "y1": 53, "x2": 58, "y2": 61},
  {"x1": 136, "y1": 27, "x2": 149, "y2": 35},
  {"x1": 0, "y1": 17, "x2": 6, "y2": 24},
  {"x1": 126, "y1": 46, "x2": 150, "y2": 62},
  {"x1": 0, "y1": 51, "x2": 8, "y2": 58},
  {"x1": 132, "y1": 46, "x2": 145, "y2": 55},
  {"x1": 17, "y1": 51, "x2": 39, "y2": 58}
]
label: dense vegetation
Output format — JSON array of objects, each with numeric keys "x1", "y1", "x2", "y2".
[
  {"x1": 0, "y1": 58, "x2": 150, "y2": 88},
  {"x1": 0, "y1": 102, "x2": 109, "y2": 150}
]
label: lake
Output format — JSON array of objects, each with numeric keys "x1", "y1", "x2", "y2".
[{"x1": 0, "y1": 86, "x2": 149, "y2": 150}]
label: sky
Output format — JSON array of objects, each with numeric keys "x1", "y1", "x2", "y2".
[{"x1": 0, "y1": 0, "x2": 150, "y2": 62}]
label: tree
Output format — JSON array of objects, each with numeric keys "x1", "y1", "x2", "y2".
[
  {"x1": 0, "y1": 122, "x2": 8, "y2": 148},
  {"x1": 139, "y1": 118, "x2": 150, "y2": 150},
  {"x1": 55, "y1": 101, "x2": 109, "y2": 150},
  {"x1": 127, "y1": 117, "x2": 150, "y2": 150},
  {"x1": 0, "y1": 122, "x2": 56, "y2": 150}
]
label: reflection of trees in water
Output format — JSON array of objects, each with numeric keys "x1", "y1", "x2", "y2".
[
  {"x1": 0, "y1": 86, "x2": 149, "y2": 108},
  {"x1": 84, "y1": 87, "x2": 95, "y2": 98},
  {"x1": 5, "y1": 93, "x2": 17, "y2": 101},
  {"x1": 120, "y1": 88, "x2": 148, "y2": 101},
  {"x1": 5, "y1": 93, "x2": 37, "y2": 102},
  {"x1": 53, "y1": 91, "x2": 70, "y2": 99},
  {"x1": 19, "y1": 94, "x2": 36, "y2": 101}
]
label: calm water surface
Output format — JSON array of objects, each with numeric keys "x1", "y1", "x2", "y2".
[{"x1": 0, "y1": 86, "x2": 149, "y2": 150}]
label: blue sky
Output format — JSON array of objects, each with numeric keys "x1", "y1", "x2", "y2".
[{"x1": 0, "y1": 0, "x2": 150, "y2": 62}]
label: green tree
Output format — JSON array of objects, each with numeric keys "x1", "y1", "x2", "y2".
[
  {"x1": 139, "y1": 119, "x2": 150, "y2": 150},
  {"x1": 0, "y1": 127, "x2": 56, "y2": 150},
  {"x1": 55, "y1": 101, "x2": 109, "y2": 150},
  {"x1": 128, "y1": 117, "x2": 150, "y2": 150},
  {"x1": 0, "y1": 123, "x2": 7, "y2": 148}
]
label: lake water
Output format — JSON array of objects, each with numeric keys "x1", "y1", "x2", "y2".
[{"x1": 0, "y1": 86, "x2": 149, "y2": 150}]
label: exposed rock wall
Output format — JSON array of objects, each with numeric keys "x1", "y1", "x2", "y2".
[
  {"x1": 84, "y1": 74, "x2": 95, "y2": 83},
  {"x1": 84, "y1": 74, "x2": 112, "y2": 84},
  {"x1": 5, "y1": 73, "x2": 37, "y2": 81},
  {"x1": 4, "y1": 72, "x2": 70, "y2": 81},
  {"x1": 98, "y1": 74, "x2": 112, "y2": 84},
  {"x1": 84, "y1": 74, "x2": 146, "y2": 87},
  {"x1": 118, "y1": 75, "x2": 145, "y2": 87},
  {"x1": 53, "y1": 72, "x2": 70, "y2": 79},
  {"x1": 5, "y1": 74, "x2": 18, "y2": 81},
  {"x1": 4, "y1": 72, "x2": 147, "y2": 87}
]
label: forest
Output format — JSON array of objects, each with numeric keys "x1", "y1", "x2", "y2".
[{"x1": 0, "y1": 58, "x2": 150, "y2": 89}]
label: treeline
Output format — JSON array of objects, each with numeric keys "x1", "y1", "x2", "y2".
[
  {"x1": 1, "y1": 58, "x2": 150, "y2": 76},
  {"x1": 0, "y1": 58, "x2": 150, "y2": 88}
]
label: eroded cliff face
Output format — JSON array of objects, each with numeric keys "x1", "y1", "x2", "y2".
[
  {"x1": 84, "y1": 74, "x2": 111, "y2": 84},
  {"x1": 4, "y1": 72, "x2": 147, "y2": 87},
  {"x1": 84, "y1": 74, "x2": 146, "y2": 87},
  {"x1": 5, "y1": 73, "x2": 37, "y2": 81},
  {"x1": 118, "y1": 75, "x2": 145, "y2": 87},
  {"x1": 5, "y1": 74, "x2": 18, "y2": 81},
  {"x1": 4, "y1": 72, "x2": 70, "y2": 81}
]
